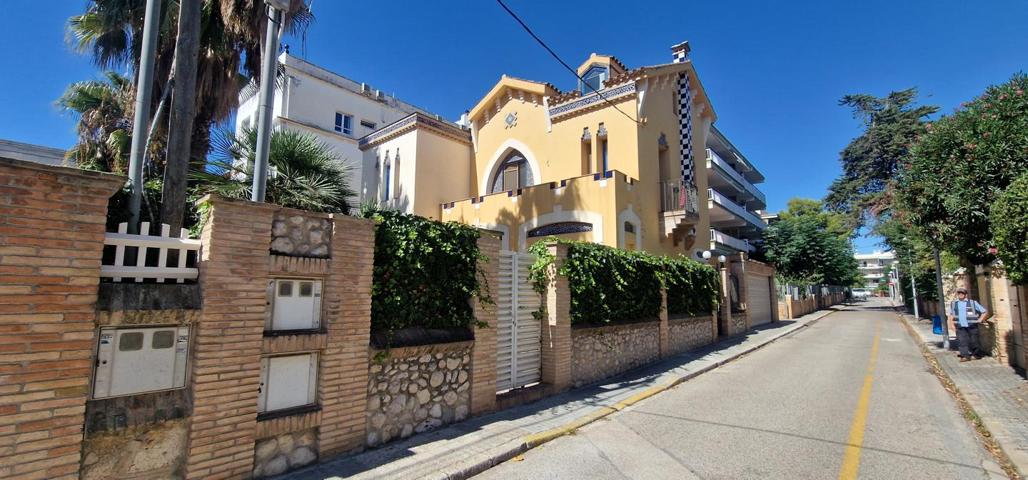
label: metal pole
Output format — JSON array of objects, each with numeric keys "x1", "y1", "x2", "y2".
[
  {"x1": 251, "y1": 5, "x2": 283, "y2": 203},
  {"x1": 909, "y1": 256, "x2": 920, "y2": 319},
  {"x1": 934, "y1": 247, "x2": 949, "y2": 349},
  {"x1": 126, "y1": 0, "x2": 162, "y2": 233}
]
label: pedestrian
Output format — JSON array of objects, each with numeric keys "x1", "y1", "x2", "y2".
[{"x1": 947, "y1": 287, "x2": 991, "y2": 362}]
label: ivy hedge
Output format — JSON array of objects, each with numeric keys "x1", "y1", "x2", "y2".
[
  {"x1": 528, "y1": 239, "x2": 719, "y2": 326},
  {"x1": 365, "y1": 210, "x2": 488, "y2": 339}
]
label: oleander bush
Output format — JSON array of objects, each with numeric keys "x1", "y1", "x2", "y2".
[{"x1": 991, "y1": 173, "x2": 1028, "y2": 285}]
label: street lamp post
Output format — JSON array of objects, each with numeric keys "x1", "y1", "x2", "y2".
[
  {"x1": 126, "y1": 0, "x2": 162, "y2": 233},
  {"x1": 251, "y1": 0, "x2": 289, "y2": 203},
  {"x1": 934, "y1": 247, "x2": 950, "y2": 350}
]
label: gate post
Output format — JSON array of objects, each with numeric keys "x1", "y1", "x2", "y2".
[
  {"x1": 540, "y1": 244, "x2": 572, "y2": 393},
  {"x1": 470, "y1": 233, "x2": 501, "y2": 415}
]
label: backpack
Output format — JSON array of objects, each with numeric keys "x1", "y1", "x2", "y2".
[{"x1": 951, "y1": 299, "x2": 981, "y2": 323}]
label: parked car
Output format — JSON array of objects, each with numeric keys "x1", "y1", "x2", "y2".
[{"x1": 851, "y1": 288, "x2": 871, "y2": 300}]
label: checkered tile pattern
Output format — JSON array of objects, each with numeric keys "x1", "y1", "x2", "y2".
[{"x1": 677, "y1": 72, "x2": 693, "y2": 188}]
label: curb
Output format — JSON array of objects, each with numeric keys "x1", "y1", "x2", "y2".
[{"x1": 439, "y1": 307, "x2": 841, "y2": 479}]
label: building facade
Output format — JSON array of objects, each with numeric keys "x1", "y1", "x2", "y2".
[
  {"x1": 855, "y1": 250, "x2": 896, "y2": 290},
  {"x1": 705, "y1": 126, "x2": 768, "y2": 254},
  {"x1": 234, "y1": 53, "x2": 447, "y2": 203},
  {"x1": 433, "y1": 43, "x2": 724, "y2": 257}
]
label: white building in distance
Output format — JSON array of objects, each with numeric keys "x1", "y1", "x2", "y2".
[
  {"x1": 235, "y1": 53, "x2": 451, "y2": 205},
  {"x1": 855, "y1": 250, "x2": 896, "y2": 290}
]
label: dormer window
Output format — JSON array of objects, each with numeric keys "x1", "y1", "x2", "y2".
[{"x1": 580, "y1": 65, "x2": 609, "y2": 94}]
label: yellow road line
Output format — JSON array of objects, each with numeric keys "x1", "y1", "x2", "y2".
[{"x1": 838, "y1": 322, "x2": 882, "y2": 480}]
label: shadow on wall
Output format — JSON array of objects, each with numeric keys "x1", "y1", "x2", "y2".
[{"x1": 489, "y1": 177, "x2": 588, "y2": 251}]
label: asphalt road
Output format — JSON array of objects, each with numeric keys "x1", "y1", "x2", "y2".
[{"x1": 475, "y1": 298, "x2": 1005, "y2": 480}]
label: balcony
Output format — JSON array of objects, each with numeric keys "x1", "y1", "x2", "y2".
[
  {"x1": 659, "y1": 180, "x2": 701, "y2": 248},
  {"x1": 706, "y1": 149, "x2": 766, "y2": 209},
  {"x1": 708, "y1": 188, "x2": 767, "y2": 231},
  {"x1": 710, "y1": 228, "x2": 754, "y2": 253}
]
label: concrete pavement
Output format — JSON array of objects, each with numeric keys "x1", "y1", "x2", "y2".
[
  {"x1": 476, "y1": 298, "x2": 1005, "y2": 480},
  {"x1": 278, "y1": 305, "x2": 836, "y2": 480},
  {"x1": 904, "y1": 311, "x2": 1028, "y2": 476}
]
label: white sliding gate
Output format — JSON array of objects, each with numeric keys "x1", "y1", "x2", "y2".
[{"x1": 496, "y1": 251, "x2": 542, "y2": 392}]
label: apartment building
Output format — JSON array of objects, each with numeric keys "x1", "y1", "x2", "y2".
[
  {"x1": 705, "y1": 126, "x2": 767, "y2": 255},
  {"x1": 855, "y1": 250, "x2": 896, "y2": 290}
]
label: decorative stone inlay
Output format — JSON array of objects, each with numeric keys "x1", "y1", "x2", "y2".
[
  {"x1": 548, "y1": 83, "x2": 637, "y2": 118},
  {"x1": 270, "y1": 211, "x2": 332, "y2": 258},
  {"x1": 668, "y1": 315, "x2": 714, "y2": 355},
  {"x1": 252, "y1": 428, "x2": 318, "y2": 479},
  {"x1": 365, "y1": 342, "x2": 472, "y2": 447},
  {"x1": 571, "y1": 321, "x2": 660, "y2": 387}
]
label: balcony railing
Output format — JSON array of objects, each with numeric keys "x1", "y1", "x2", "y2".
[
  {"x1": 660, "y1": 180, "x2": 699, "y2": 215},
  {"x1": 710, "y1": 228, "x2": 754, "y2": 253},
  {"x1": 707, "y1": 149, "x2": 766, "y2": 206},
  {"x1": 708, "y1": 188, "x2": 767, "y2": 230}
]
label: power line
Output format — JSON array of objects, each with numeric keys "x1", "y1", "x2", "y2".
[{"x1": 494, "y1": 0, "x2": 641, "y2": 125}]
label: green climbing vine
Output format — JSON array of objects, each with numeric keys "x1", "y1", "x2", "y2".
[{"x1": 528, "y1": 239, "x2": 720, "y2": 326}]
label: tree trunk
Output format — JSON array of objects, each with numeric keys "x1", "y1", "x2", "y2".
[{"x1": 160, "y1": 0, "x2": 202, "y2": 234}]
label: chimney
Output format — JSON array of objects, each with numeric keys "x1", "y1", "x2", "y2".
[
  {"x1": 671, "y1": 40, "x2": 690, "y2": 63},
  {"x1": 459, "y1": 111, "x2": 470, "y2": 127}
]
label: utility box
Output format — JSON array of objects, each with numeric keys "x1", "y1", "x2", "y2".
[
  {"x1": 92, "y1": 326, "x2": 190, "y2": 399},
  {"x1": 258, "y1": 353, "x2": 319, "y2": 413},
  {"x1": 267, "y1": 278, "x2": 323, "y2": 331}
]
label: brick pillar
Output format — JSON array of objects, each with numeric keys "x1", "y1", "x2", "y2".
[
  {"x1": 184, "y1": 197, "x2": 274, "y2": 479},
  {"x1": 540, "y1": 244, "x2": 571, "y2": 392},
  {"x1": 318, "y1": 214, "x2": 375, "y2": 457},
  {"x1": 658, "y1": 289, "x2": 669, "y2": 358},
  {"x1": 734, "y1": 254, "x2": 750, "y2": 332},
  {"x1": 469, "y1": 234, "x2": 500, "y2": 415},
  {"x1": 718, "y1": 267, "x2": 731, "y2": 335},
  {"x1": 0, "y1": 159, "x2": 121, "y2": 480}
]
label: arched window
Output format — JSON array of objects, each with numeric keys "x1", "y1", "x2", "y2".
[
  {"x1": 382, "y1": 151, "x2": 391, "y2": 202},
  {"x1": 393, "y1": 149, "x2": 401, "y2": 200},
  {"x1": 490, "y1": 150, "x2": 533, "y2": 193}
]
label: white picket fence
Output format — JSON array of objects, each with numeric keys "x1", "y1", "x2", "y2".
[{"x1": 100, "y1": 222, "x2": 201, "y2": 283}]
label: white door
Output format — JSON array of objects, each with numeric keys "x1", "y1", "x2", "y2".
[
  {"x1": 746, "y1": 273, "x2": 773, "y2": 326},
  {"x1": 496, "y1": 252, "x2": 542, "y2": 392}
]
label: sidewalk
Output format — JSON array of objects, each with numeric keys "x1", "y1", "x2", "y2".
[
  {"x1": 279, "y1": 308, "x2": 838, "y2": 480},
  {"x1": 902, "y1": 313, "x2": 1028, "y2": 476}
]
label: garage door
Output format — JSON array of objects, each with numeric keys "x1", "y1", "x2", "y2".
[{"x1": 746, "y1": 273, "x2": 773, "y2": 326}]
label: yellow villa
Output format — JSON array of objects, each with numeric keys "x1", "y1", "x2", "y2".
[{"x1": 359, "y1": 41, "x2": 764, "y2": 259}]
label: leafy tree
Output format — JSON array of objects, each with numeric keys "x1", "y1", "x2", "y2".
[
  {"x1": 57, "y1": 71, "x2": 143, "y2": 173},
  {"x1": 991, "y1": 173, "x2": 1028, "y2": 284},
  {"x1": 899, "y1": 73, "x2": 1028, "y2": 264},
  {"x1": 826, "y1": 89, "x2": 938, "y2": 231},
  {"x1": 193, "y1": 128, "x2": 355, "y2": 213},
  {"x1": 763, "y1": 199, "x2": 859, "y2": 286}
]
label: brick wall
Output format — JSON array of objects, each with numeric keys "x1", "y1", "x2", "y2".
[
  {"x1": 540, "y1": 244, "x2": 572, "y2": 393},
  {"x1": 317, "y1": 213, "x2": 374, "y2": 457},
  {"x1": 0, "y1": 158, "x2": 122, "y2": 480},
  {"x1": 469, "y1": 234, "x2": 500, "y2": 415},
  {"x1": 183, "y1": 197, "x2": 274, "y2": 479}
]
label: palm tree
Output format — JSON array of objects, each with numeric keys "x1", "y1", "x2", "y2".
[
  {"x1": 66, "y1": 0, "x2": 313, "y2": 163},
  {"x1": 57, "y1": 71, "x2": 141, "y2": 173},
  {"x1": 193, "y1": 128, "x2": 356, "y2": 213}
]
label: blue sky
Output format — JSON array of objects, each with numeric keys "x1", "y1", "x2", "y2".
[{"x1": 2, "y1": 0, "x2": 1026, "y2": 251}]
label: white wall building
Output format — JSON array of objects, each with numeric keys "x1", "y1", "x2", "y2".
[
  {"x1": 234, "y1": 53, "x2": 448, "y2": 205},
  {"x1": 855, "y1": 250, "x2": 896, "y2": 290}
]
